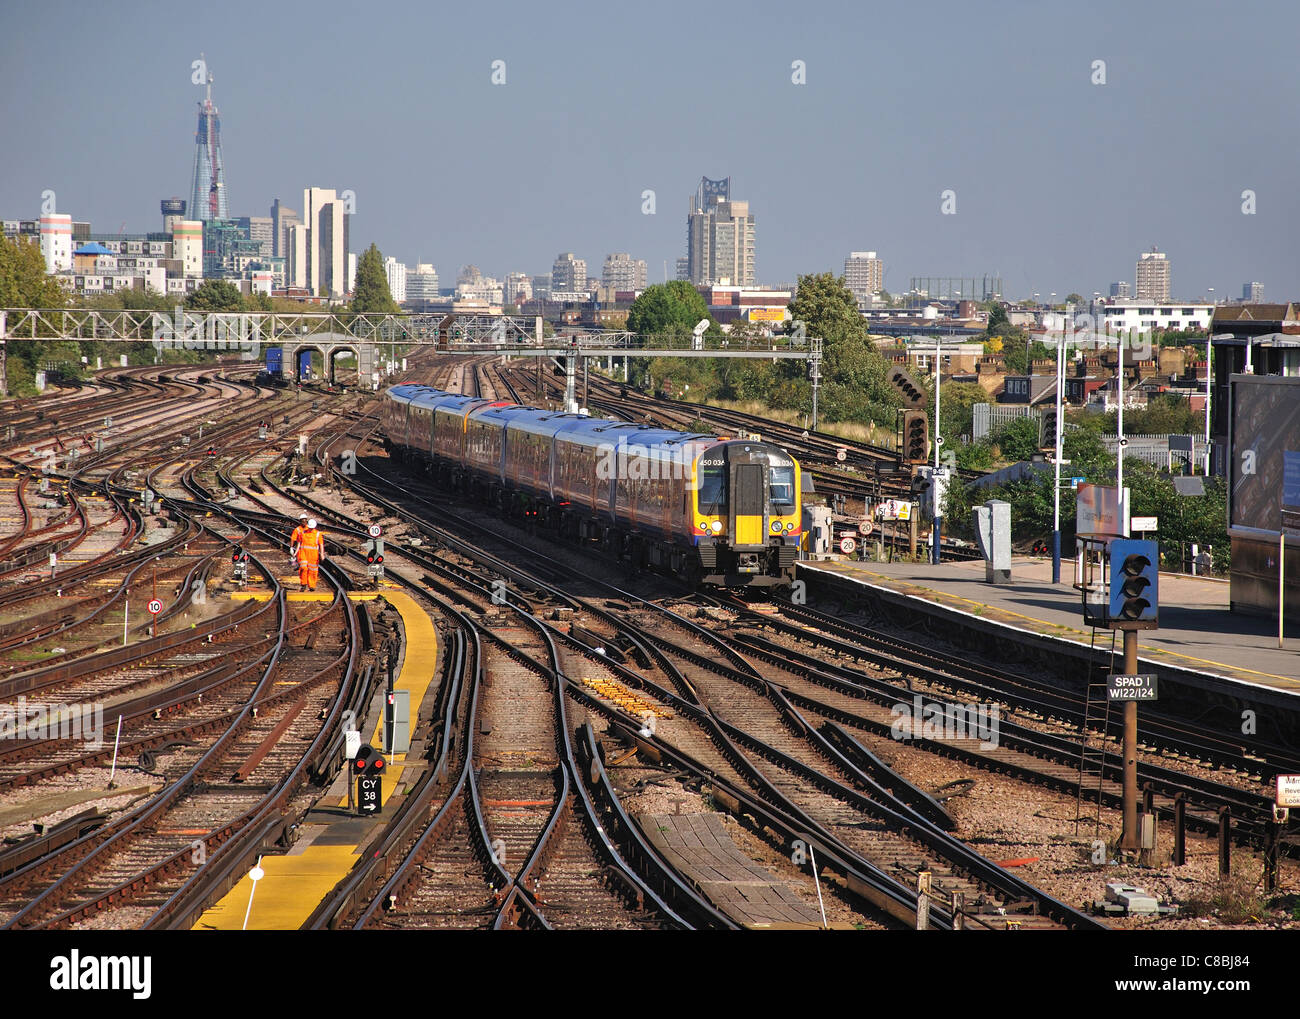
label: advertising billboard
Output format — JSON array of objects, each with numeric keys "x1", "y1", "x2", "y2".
[{"x1": 1229, "y1": 375, "x2": 1300, "y2": 538}]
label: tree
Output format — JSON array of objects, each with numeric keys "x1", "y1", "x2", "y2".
[
  {"x1": 1065, "y1": 293, "x2": 1084, "y2": 306},
  {"x1": 786, "y1": 272, "x2": 898, "y2": 424},
  {"x1": 185, "y1": 279, "x2": 245, "y2": 312},
  {"x1": 626, "y1": 281, "x2": 713, "y2": 339},
  {"x1": 991, "y1": 415, "x2": 1041, "y2": 463},
  {"x1": 0, "y1": 235, "x2": 66, "y2": 310},
  {"x1": 350, "y1": 243, "x2": 399, "y2": 314},
  {"x1": 984, "y1": 301, "x2": 1009, "y2": 332}
]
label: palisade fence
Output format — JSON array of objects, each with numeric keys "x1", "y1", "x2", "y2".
[{"x1": 972, "y1": 404, "x2": 1206, "y2": 468}]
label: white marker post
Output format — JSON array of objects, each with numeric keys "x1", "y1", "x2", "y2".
[
  {"x1": 1281, "y1": 533, "x2": 1286, "y2": 650},
  {"x1": 107, "y1": 715, "x2": 123, "y2": 789},
  {"x1": 123, "y1": 600, "x2": 129, "y2": 646},
  {"x1": 242, "y1": 857, "x2": 265, "y2": 931},
  {"x1": 807, "y1": 842, "x2": 827, "y2": 929}
]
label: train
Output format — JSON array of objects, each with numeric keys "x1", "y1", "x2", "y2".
[{"x1": 381, "y1": 383, "x2": 803, "y2": 587}]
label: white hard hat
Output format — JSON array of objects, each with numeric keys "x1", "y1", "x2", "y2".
[
  {"x1": 307, "y1": 518, "x2": 317, "y2": 529},
  {"x1": 299, "y1": 511, "x2": 308, "y2": 520}
]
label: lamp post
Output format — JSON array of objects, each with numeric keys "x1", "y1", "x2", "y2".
[
  {"x1": 932, "y1": 332, "x2": 943, "y2": 565},
  {"x1": 1052, "y1": 302, "x2": 1069, "y2": 583}
]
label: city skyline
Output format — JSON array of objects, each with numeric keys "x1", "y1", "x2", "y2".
[{"x1": 1, "y1": 0, "x2": 1295, "y2": 301}]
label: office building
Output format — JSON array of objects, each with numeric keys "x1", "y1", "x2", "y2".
[
  {"x1": 236, "y1": 216, "x2": 273, "y2": 259},
  {"x1": 686, "y1": 177, "x2": 755, "y2": 286},
  {"x1": 1243, "y1": 282, "x2": 1264, "y2": 302},
  {"x1": 405, "y1": 263, "x2": 440, "y2": 306},
  {"x1": 302, "y1": 187, "x2": 349, "y2": 299},
  {"x1": 1110, "y1": 281, "x2": 1131, "y2": 298},
  {"x1": 271, "y1": 199, "x2": 299, "y2": 260}
]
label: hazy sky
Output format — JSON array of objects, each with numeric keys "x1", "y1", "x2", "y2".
[{"x1": 2, "y1": 0, "x2": 1296, "y2": 301}]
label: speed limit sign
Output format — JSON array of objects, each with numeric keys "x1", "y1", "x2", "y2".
[
  {"x1": 859, "y1": 519, "x2": 874, "y2": 537},
  {"x1": 367, "y1": 523, "x2": 383, "y2": 538},
  {"x1": 839, "y1": 536, "x2": 857, "y2": 555},
  {"x1": 147, "y1": 598, "x2": 163, "y2": 616}
]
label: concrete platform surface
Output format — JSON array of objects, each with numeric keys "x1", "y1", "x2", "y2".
[{"x1": 802, "y1": 557, "x2": 1298, "y2": 695}]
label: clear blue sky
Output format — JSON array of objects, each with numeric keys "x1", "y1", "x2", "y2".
[{"x1": 2, "y1": 0, "x2": 1295, "y2": 301}]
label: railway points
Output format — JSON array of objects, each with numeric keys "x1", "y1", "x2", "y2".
[{"x1": 1, "y1": 353, "x2": 1296, "y2": 938}]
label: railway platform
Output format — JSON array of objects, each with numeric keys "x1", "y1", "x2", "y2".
[
  {"x1": 799, "y1": 556, "x2": 1299, "y2": 707},
  {"x1": 194, "y1": 587, "x2": 439, "y2": 930}
]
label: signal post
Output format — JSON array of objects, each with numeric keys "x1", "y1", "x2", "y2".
[{"x1": 1107, "y1": 539, "x2": 1159, "y2": 853}]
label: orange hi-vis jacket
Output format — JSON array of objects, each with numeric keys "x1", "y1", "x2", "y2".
[{"x1": 296, "y1": 527, "x2": 323, "y2": 565}]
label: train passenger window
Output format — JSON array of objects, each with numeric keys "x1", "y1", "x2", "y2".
[
  {"x1": 770, "y1": 466, "x2": 795, "y2": 513},
  {"x1": 698, "y1": 466, "x2": 727, "y2": 514}
]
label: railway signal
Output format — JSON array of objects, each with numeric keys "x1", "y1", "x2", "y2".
[
  {"x1": 353, "y1": 745, "x2": 385, "y2": 815},
  {"x1": 1108, "y1": 539, "x2": 1158, "y2": 628},
  {"x1": 903, "y1": 410, "x2": 929, "y2": 464},
  {"x1": 1038, "y1": 408, "x2": 1059, "y2": 454},
  {"x1": 888, "y1": 366, "x2": 928, "y2": 408},
  {"x1": 364, "y1": 536, "x2": 385, "y2": 584}
]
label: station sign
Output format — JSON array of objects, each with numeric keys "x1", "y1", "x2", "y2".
[
  {"x1": 1277, "y1": 775, "x2": 1300, "y2": 808},
  {"x1": 1131, "y1": 516, "x2": 1159, "y2": 532},
  {"x1": 1107, "y1": 673, "x2": 1158, "y2": 701}
]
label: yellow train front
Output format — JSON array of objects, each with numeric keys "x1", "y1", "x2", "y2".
[{"x1": 688, "y1": 440, "x2": 801, "y2": 586}]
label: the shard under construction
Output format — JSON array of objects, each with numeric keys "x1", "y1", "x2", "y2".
[{"x1": 189, "y1": 60, "x2": 227, "y2": 222}]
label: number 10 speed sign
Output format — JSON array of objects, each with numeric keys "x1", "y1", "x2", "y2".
[{"x1": 147, "y1": 598, "x2": 163, "y2": 616}]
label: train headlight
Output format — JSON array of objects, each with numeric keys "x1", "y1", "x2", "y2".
[
  {"x1": 771, "y1": 521, "x2": 782, "y2": 533},
  {"x1": 785, "y1": 523, "x2": 794, "y2": 531},
  {"x1": 698, "y1": 520, "x2": 708, "y2": 531},
  {"x1": 711, "y1": 521, "x2": 722, "y2": 533}
]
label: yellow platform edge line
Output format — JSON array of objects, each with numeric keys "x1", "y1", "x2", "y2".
[
  {"x1": 193, "y1": 587, "x2": 438, "y2": 931},
  {"x1": 829, "y1": 563, "x2": 1297, "y2": 686}
]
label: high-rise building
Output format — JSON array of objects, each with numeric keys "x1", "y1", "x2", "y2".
[
  {"x1": 1243, "y1": 281, "x2": 1264, "y2": 302},
  {"x1": 384, "y1": 257, "x2": 407, "y2": 303},
  {"x1": 302, "y1": 187, "x2": 349, "y2": 298},
  {"x1": 551, "y1": 253, "x2": 587, "y2": 291},
  {"x1": 171, "y1": 219, "x2": 203, "y2": 277},
  {"x1": 236, "y1": 216, "x2": 273, "y2": 259},
  {"x1": 189, "y1": 63, "x2": 227, "y2": 222},
  {"x1": 601, "y1": 253, "x2": 647, "y2": 291},
  {"x1": 675, "y1": 257, "x2": 690, "y2": 282},
  {"x1": 844, "y1": 251, "x2": 883, "y2": 305},
  {"x1": 270, "y1": 199, "x2": 299, "y2": 260},
  {"x1": 161, "y1": 198, "x2": 186, "y2": 234},
  {"x1": 686, "y1": 178, "x2": 755, "y2": 286},
  {"x1": 286, "y1": 223, "x2": 309, "y2": 290},
  {"x1": 531, "y1": 274, "x2": 552, "y2": 301},
  {"x1": 405, "y1": 263, "x2": 440, "y2": 305},
  {"x1": 1110, "y1": 281, "x2": 1131, "y2": 298},
  {"x1": 1135, "y1": 247, "x2": 1170, "y2": 302},
  {"x1": 505, "y1": 271, "x2": 532, "y2": 306},
  {"x1": 39, "y1": 214, "x2": 73, "y2": 272}
]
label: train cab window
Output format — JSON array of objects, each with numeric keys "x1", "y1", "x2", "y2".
[
  {"x1": 770, "y1": 466, "x2": 795, "y2": 514},
  {"x1": 698, "y1": 465, "x2": 728, "y2": 514}
]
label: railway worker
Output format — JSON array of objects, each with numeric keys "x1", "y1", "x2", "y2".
[
  {"x1": 293, "y1": 518, "x2": 325, "y2": 592},
  {"x1": 289, "y1": 512, "x2": 308, "y2": 577}
]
